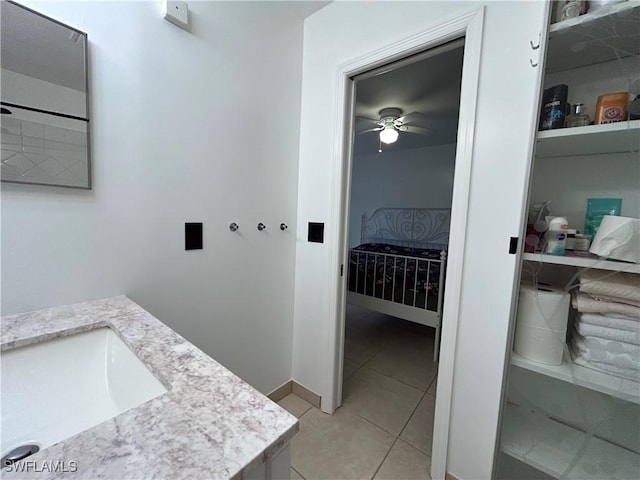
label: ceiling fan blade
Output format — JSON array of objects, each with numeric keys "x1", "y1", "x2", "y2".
[
  {"x1": 396, "y1": 112, "x2": 430, "y2": 125},
  {"x1": 398, "y1": 125, "x2": 431, "y2": 135},
  {"x1": 355, "y1": 116, "x2": 381, "y2": 126},
  {"x1": 356, "y1": 126, "x2": 383, "y2": 134}
]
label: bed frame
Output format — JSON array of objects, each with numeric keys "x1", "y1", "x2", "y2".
[{"x1": 347, "y1": 207, "x2": 450, "y2": 360}]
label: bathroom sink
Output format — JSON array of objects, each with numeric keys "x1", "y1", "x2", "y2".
[{"x1": 1, "y1": 328, "x2": 167, "y2": 459}]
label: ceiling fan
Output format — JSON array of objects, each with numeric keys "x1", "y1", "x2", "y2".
[{"x1": 355, "y1": 107, "x2": 432, "y2": 145}]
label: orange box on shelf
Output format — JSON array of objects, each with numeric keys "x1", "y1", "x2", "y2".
[{"x1": 594, "y1": 92, "x2": 628, "y2": 124}]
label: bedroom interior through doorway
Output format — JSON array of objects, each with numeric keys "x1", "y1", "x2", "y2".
[{"x1": 338, "y1": 36, "x2": 465, "y2": 420}]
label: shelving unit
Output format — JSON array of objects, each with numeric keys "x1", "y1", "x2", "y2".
[
  {"x1": 522, "y1": 252, "x2": 640, "y2": 274},
  {"x1": 501, "y1": 403, "x2": 640, "y2": 479},
  {"x1": 549, "y1": 0, "x2": 639, "y2": 33},
  {"x1": 536, "y1": 120, "x2": 640, "y2": 158},
  {"x1": 546, "y1": 2, "x2": 640, "y2": 72},
  {"x1": 498, "y1": 2, "x2": 640, "y2": 479},
  {"x1": 511, "y1": 354, "x2": 640, "y2": 405}
]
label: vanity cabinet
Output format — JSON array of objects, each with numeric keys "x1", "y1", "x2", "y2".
[
  {"x1": 496, "y1": 2, "x2": 640, "y2": 479},
  {"x1": 245, "y1": 444, "x2": 291, "y2": 480}
]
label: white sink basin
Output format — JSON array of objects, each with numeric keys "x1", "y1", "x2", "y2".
[{"x1": 1, "y1": 328, "x2": 167, "y2": 458}]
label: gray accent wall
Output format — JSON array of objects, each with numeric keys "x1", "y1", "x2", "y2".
[{"x1": 349, "y1": 144, "x2": 456, "y2": 248}]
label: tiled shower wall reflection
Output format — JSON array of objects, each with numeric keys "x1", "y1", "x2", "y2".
[{"x1": 1, "y1": 112, "x2": 89, "y2": 188}]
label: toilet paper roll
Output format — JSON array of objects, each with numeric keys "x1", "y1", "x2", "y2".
[
  {"x1": 514, "y1": 284, "x2": 570, "y2": 365},
  {"x1": 589, "y1": 215, "x2": 640, "y2": 264},
  {"x1": 517, "y1": 284, "x2": 571, "y2": 330},
  {"x1": 514, "y1": 324, "x2": 566, "y2": 365}
]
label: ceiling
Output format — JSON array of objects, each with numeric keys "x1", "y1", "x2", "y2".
[
  {"x1": 284, "y1": 1, "x2": 332, "y2": 19},
  {"x1": 354, "y1": 39, "x2": 464, "y2": 156}
]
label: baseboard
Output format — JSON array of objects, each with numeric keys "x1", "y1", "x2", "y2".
[
  {"x1": 292, "y1": 381, "x2": 321, "y2": 408},
  {"x1": 446, "y1": 473, "x2": 461, "y2": 480},
  {"x1": 267, "y1": 381, "x2": 293, "y2": 403},
  {"x1": 268, "y1": 380, "x2": 321, "y2": 408}
]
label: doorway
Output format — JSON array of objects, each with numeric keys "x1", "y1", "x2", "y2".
[
  {"x1": 339, "y1": 38, "x2": 464, "y2": 469},
  {"x1": 322, "y1": 9, "x2": 485, "y2": 479}
]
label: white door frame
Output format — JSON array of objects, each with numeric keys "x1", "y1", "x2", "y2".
[{"x1": 324, "y1": 7, "x2": 485, "y2": 480}]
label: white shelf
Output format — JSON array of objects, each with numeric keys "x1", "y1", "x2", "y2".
[
  {"x1": 522, "y1": 252, "x2": 640, "y2": 273},
  {"x1": 501, "y1": 403, "x2": 640, "y2": 479},
  {"x1": 546, "y1": 2, "x2": 640, "y2": 72},
  {"x1": 512, "y1": 354, "x2": 640, "y2": 405},
  {"x1": 535, "y1": 120, "x2": 640, "y2": 158}
]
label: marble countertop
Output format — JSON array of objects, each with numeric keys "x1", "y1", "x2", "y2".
[{"x1": 0, "y1": 296, "x2": 298, "y2": 479}]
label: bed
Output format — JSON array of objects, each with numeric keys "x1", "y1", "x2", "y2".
[{"x1": 347, "y1": 207, "x2": 450, "y2": 360}]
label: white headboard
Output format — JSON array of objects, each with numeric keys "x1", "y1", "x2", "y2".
[{"x1": 360, "y1": 208, "x2": 451, "y2": 249}]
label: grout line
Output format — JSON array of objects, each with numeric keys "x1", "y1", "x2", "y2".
[
  {"x1": 370, "y1": 437, "x2": 399, "y2": 480},
  {"x1": 291, "y1": 466, "x2": 307, "y2": 480},
  {"x1": 343, "y1": 311, "x2": 438, "y2": 470},
  {"x1": 399, "y1": 389, "x2": 428, "y2": 439},
  {"x1": 357, "y1": 363, "x2": 434, "y2": 393},
  {"x1": 277, "y1": 392, "x2": 313, "y2": 418},
  {"x1": 344, "y1": 359, "x2": 365, "y2": 381},
  {"x1": 297, "y1": 403, "x2": 315, "y2": 421},
  {"x1": 425, "y1": 375, "x2": 438, "y2": 396},
  {"x1": 340, "y1": 381, "x2": 425, "y2": 440},
  {"x1": 298, "y1": 404, "x2": 312, "y2": 418},
  {"x1": 345, "y1": 348, "x2": 379, "y2": 365},
  {"x1": 349, "y1": 409, "x2": 402, "y2": 438}
]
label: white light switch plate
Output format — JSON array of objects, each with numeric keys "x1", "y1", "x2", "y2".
[{"x1": 162, "y1": 0, "x2": 189, "y2": 30}]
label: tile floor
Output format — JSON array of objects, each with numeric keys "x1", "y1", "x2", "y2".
[{"x1": 279, "y1": 304, "x2": 438, "y2": 480}]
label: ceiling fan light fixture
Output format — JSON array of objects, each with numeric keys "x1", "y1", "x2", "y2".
[{"x1": 379, "y1": 126, "x2": 398, "y2": 144}]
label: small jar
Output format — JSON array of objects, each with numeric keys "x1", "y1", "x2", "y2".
[{"x1": 566, "y1": 103, "x2": 590, "y2": 127}]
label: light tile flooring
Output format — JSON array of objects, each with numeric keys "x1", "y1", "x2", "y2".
[{"x1": 279, "y1": 304, "x2": 438, "y2": 480}]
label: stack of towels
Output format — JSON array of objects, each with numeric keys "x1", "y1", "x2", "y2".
[{"x1": 570, "y1": 270, "x2": 640, "y2": 382}]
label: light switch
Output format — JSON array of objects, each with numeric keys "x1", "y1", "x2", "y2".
[
  {"x1": 308, "y1": 222, "x2": 324, "y2": 243},
  {"x1": 162, "y1": 0, "x2": 189, "y2": 30},
  {"x1": 185, "y1": 223, "x2": 202, "y2": 250}
]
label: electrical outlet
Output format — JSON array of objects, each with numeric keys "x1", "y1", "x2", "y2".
[{"x1": 162, "y1": 0, "x2": 189, "y2": 30}]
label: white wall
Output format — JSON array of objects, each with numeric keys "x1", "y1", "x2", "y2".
[
  {"x1": 349, "y1": 144, "x2": 456, "y2": 247},
  {"x1": 293, "y1": 1, "x2": 548, "y2": 478},
  {"x1": 1, "y1": 1, "x2": 307, "y2": 394}
]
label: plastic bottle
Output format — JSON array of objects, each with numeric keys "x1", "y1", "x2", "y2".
[{"x1": 545, "y1": 217, "x2": 569, "y2": 255}]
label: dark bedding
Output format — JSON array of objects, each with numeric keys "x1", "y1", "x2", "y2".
[{"x1": 347, "y1": 243, "x2": 444, "y2": 311}]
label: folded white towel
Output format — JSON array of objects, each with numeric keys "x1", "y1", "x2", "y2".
[
  {"x1": 572, "y1": 334, "x2": 640, "y2": 370},
  {"x1": 571, "y1": 349, "x2": 640, "y2": 383},
  {"x1": 590, "y1": 294, "x2": 640, "y2": 308},
  {"x1": 576, "y1": 322, "x2": 640, "y2": 345},
  {"x1": 579, "y1": 270, "x2": 640, "y2": 304},
  {"x1": 572, "y1": 292, "x2": 640, "y2": 319},
  {"x1": 579, "y1": 313, "x2": 640, "y2": 332}
]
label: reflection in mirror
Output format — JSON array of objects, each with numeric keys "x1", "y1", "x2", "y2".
[{"x1": 1, "y1": 0, "x2": 90, "y2": 189}]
